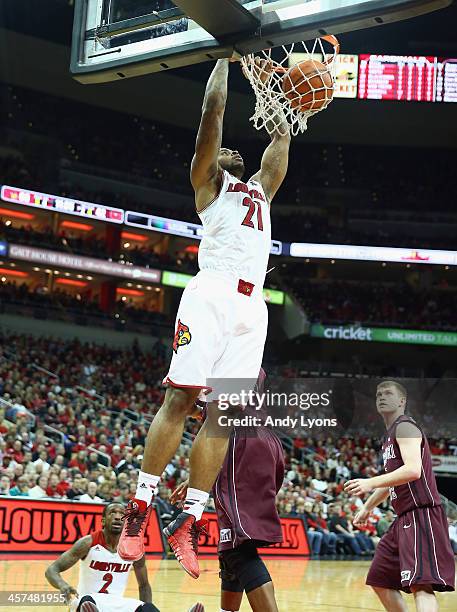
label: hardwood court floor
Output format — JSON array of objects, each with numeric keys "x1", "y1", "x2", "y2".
[{"x1": 0, "y1": 558, "x2": 456, "y2": 611}]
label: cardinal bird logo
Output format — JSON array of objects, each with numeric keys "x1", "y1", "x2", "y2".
[{"x1": 173, "y1": 319, "x2": 192, "y2": 353}]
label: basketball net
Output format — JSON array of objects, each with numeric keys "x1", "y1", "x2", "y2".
[{"x1": 240, "y1": 35, "x2": 340, "y2": 136}]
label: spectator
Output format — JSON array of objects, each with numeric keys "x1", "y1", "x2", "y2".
[
  {"x1": 155, "y1": 484, "x2": 175, "y2": 523},
  {"x1": 57, "y1": 468, "x2": 71, "y2": 497},
  {"x1": 66, "y1": 475, "x2": 86, "y2": 500},
  {"x1": 29, "y1": 474, "x2": 49, "y2": 499},
  {"x1": 305, "y1": 501, "x2": 337, "y2": 555},
  {"x1": 376, "y1": 509, "x2": 394, "y2": 537},
  {"x1": 328, "y1": 504, "x2": 368, "y2": 556},
  {"x1": 110, "y1": 445, "x2": 123, "y2": 468},
  {"x1": 9, "y1": 475, "x2": 30, "y2": 496},
  {"x1": 79, "y1": 481, "x2": 102, "y2": 503},
  {"x1": 69, "y1": 450, "x2": 88, "y2": 474},
  {"x1": 33, "y1": 449, "x2": 51, "y2": 473},
  {"x1": 0, "y1": 475, "x2": 11, "y2": 495},
  {"x1": 86, "y1": 452, "x2": 100, "y2": 473},
  {"x1": 46, "y1": 473, "x2": 63, "y2": 499}
]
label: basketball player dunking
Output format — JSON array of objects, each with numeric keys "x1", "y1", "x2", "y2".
[
  {"x1": 344, "y1": 381, "x2": 455, "y2": 612},
  {"x1": 117, "y1": 57, "x2": 291, "y2": 579},
  {"x1": 45, "y1": 502, "x2": 204, "y2": 612}
]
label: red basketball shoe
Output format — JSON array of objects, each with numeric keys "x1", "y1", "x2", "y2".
[
  {"x1": 79, "y1": 602, "x2": 99, "y2": 612},
  {"x1": 118, "y1": 498, "x2": 152, "y2": 561},
  {"x1": 163, "y1": 512, "x2": 208, "y2": 579}
]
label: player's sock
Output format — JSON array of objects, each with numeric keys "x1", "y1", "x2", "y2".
[
  {"x1": 135, "y1": 471, "x2": 160, "y2": 504},
  {"x1": 183, "y1": 487, "x2": 209, "y2": 520}
]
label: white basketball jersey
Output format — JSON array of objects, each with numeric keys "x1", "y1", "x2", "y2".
[
  {"x1": 198, "y1": 170, "x2": 271, "y2": 287},
  {"x1": 78, "y1": 531, "x2": 133, "y2": 597}
]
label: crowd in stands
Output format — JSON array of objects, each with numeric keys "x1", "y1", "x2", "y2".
[
  {"x1": 1, "y1": 263, "x2": 456, "y2": 335},
  {"x1": 287, "y1": 277, "x2": 457, "y2": 331},
  {"x1": 0, "y1": 281, "x2": 171, "y2": 332},
  {"x1": 0, "y1": 219, "x2": 199, "y2": 274},
  {"x1": 2, "y1": 82, "x2": 457, "y2": 248},
  {"x1": 1, "y1": 332, "x2": 456, "y2": 558}
]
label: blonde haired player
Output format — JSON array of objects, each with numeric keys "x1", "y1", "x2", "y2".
[{"x1": 117, "y1": 57, "x2": 291, "y2": 580}]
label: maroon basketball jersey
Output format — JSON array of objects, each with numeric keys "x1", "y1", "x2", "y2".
[{"x1": 382, "y1": 415, "x2": 441, "y2": 516}]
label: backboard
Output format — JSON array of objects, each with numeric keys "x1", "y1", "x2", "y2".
[{"x1": 71, "y1": 0, "x2": 452, "y2": 84}]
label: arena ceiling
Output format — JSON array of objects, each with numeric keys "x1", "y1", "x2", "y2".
[{"x1": 0, "y1": 0, "x2": 456, "y2": 146}]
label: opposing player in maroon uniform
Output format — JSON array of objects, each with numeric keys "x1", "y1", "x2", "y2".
[
  {"x1": 344, "y1": 381, "x2": 455, "y2": 612},
  {"x1": 172, "y1": 369, "x2": 284, "y2": 612}
]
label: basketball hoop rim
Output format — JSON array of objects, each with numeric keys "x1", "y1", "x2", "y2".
[{"x1": 244, "y1": 33, "x2": 340, "y2": 74}]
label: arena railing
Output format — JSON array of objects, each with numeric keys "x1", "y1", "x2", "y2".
[
  {"x1": 32, "y1": 364, "x2": 59, "y2": 379},
  {"x1": 74, "y1": 386, "x2": 105, "y2": 404},
  {"x1": 0, "y1": 396, "x2": 36, "y2": 427},
  {"x1": 44, "y1": 425, "x2": 65, "y2": 445},
  {"x1": 87, "y1": 446, "x2": 111, "y2": 468}
]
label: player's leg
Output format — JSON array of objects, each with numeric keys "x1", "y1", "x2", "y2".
[
  {"x1": 401, "y1": 508, "x2": 454, "y2": 608},
  {"x1": 163, "y1": 401, "x2": 231, "y2": 578},
  {"x1": 221, "y1": 592, "x2": 243, "y2": 612},
  {"x1": 86, "y1": 595, "x2": 159, "y2": 612},
  {"x1": 165, "y1": 298, "x2": 267, "y2": 577},
  {"x1": 220, "y1": 549, "x2": 244, "y2": 611},
  {"x1": 118, "y1": 386, "x2": 201, "y2": 561},
  {"x1": 141, "y1": 386, "x2": 201, "y2": 477},
  {"x1": 188, "y1": 401, "x2": 231, "y2": 491},
  {"x1": 120, "y1": 277, "x2": 223, "y2": 561},
  {"x1": 410, "y1": 586, "x2": 439, "y2": 612},
  {"x1": 134, "y1": 604, "x2": 161, "y2": 612},
  {"x1": 76, "y1": 596, "x2": 99, "y2": 612},
  {"x1": 366, "y1": 519, "x2": 406, "y2": 610},
  {"x1": 188, "y1": 295, "x2": 267, "y2": 495},
  {"x1": 246, "y1": 583, "x2": 279, "y2": 612},
  {"x1": 221, "y1": 543, "x2": 279, "y2": 612},
  {"x1": 372, "y1": 587, "x2": 408, "y2": 612}
]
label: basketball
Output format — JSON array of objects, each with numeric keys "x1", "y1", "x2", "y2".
[{"x1": 282, "y1": 59, "x2": 334, "y2": 112}]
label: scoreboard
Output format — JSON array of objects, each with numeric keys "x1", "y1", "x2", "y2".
[
  {"x1": 435, "y1": 58, "x2": 457, "y2": 102},
  {"x1": 358, "y1": 55, "x2": 457, "y2": 102}
]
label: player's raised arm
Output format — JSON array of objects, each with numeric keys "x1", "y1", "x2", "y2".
[
  {"x1": 191, "y1": 59, "x2": 229, "y2": 211},
  {"x1": 248, "y1": 59, "x2": 291, "y2": 203},
  {"x1": 254, "y1": 122, "x2": 291, "y2": 203},
  {"x1": 133, "y1": 555, "x2": 153, "y2": 603},
  {"x1": 45, "y1": 535, "x2": 92, "y2": 603}
]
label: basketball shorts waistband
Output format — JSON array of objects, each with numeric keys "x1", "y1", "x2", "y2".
[{"x1": 197, "y1": 270, "x2": 262, "y2": 297}]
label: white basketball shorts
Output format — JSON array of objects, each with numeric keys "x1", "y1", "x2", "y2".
[
  {"x1": 163, "y1": 270, "x2": 268, "y2": 392},
  {"x1": 71, "y1": 593, "x2": 143, "y2": 612}
]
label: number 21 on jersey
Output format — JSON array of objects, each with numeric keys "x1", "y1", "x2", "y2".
[{"x1": 241, "y1": 196, "x2": 263, "y2": 231}]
